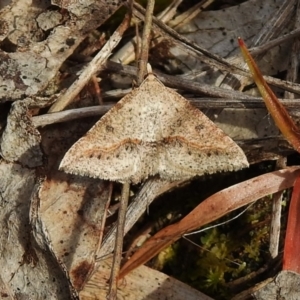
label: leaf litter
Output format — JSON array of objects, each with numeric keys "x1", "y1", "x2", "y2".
[{"x1": 1, "y1": 2, "x2": 300, "y2": 299}]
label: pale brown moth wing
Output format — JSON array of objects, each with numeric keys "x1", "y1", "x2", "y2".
[
  {"x1": 59, "y1": 76, "x2": 166, "y2": 184},
  {"x1": 155, "y1": 87, "x2": 248, "y2": 181},
  {"x1": 60, "y1": 141, "x2": 158, "y2": 184},
  {"x1": 60, "y1": 74, "x2": 248, "y2": 184}
]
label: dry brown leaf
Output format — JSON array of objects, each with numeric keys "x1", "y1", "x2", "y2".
[
  {"x1": 38, "y1": 174, "x2": 110, "y2": 291},
  {"x1": 0, "y1": 161, "x2": 77, "y2": 299},
  {"x1": 156, "y1": 0, "x2": 289, "y2": 80},
  {"x1": 0, "y1": 0, "x2": 125, "y2": 100},
  {"x1": 37, "y1": 122, "x2": 112, "y2": 291},
  {"x1": 80, "y1": 257, "x2": 213, "y2": 300}
]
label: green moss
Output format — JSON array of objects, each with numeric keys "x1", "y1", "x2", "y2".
[{"x1": 152, "y1": 193, "x2": 285, "y2": 299}]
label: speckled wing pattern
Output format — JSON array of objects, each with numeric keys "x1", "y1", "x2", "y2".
[{"x1": 59, "y1": 74, "x2": 248, "y2": 184}]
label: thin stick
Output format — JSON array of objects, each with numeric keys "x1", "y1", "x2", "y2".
[
  {"x1": 269, "y1": 157, "x2": 287, "y2": 258},
  {"x1": 107, "y1": 182, "x2": 130, "y2": 299},
  {"x1": 48, "y1": 13, "x2": 131, "y2": 113},
  {"x1": 250, "y1": 27, "x2": 300, "y2": 57},
  {"x1": 108, "y1": 2, "x2": 155, "y2": 298},
  {"x1": 97, "y1": 178, "x2": 185, "y2": 258},
  {"x1": 33, "y1": 96, "x2": 300, "y2": 128},
  {"x1": 136, "y1": 0, "x2": 155, "y2": 85},
  {"x1": 133, "y1": 3, "x2": 300, "y2": 96}
]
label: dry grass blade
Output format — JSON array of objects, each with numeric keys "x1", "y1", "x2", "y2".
[
  {"x1": 238, "y1": 37, "x2": 300, "y2": 152},
  {"x1": 119, "y1": 166, "x2": 300, "y2": 279}
]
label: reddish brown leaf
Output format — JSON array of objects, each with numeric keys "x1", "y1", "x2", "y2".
[
  {"x1": 119, "y1": 167, "x2": 300, "y2": 279},
  {"x1": 283, "y1": 175, "x2": 300, "y2": 273}
]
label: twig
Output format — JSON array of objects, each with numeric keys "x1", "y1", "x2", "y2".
[
  {"x1": 107, "y1": 182, "x2": 130, "y2": 299},
  {"x1": 269, "y1": 157, "x2": 287, "y2": 258},
  {"x1": 170, "y1": 0, "x2": 214, "y2": 29},
  {"x1": 97, "y1": 178, "x2": 186, "y2": 258},
  {"x1": 104, "y1": 61, "x2": 252, "y2": 99},
  {"x1": 111, "y1": 0, "x2": 182, "y2": 65},
  {"x1": 137, "y1": 0, "x2": 155, "y2": 84},
  {"x1": 107, "y1": 60, "x2": 300, "y2": 98},
  {"x1": 250, "y1": 27, "x2": 300, "y2": 57},
  {"x1": 33, "y1": 105, "x2": 111, "y2": 127},
  {"x1": 32, "y1": 97, "x2": 300, "y2": 128},
  {"x1": 48, "y1": 13, "x2": 131, "y2": 113},
  {"x1": 108, "y1": 1, "x2": 155, "y2": 298}
]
